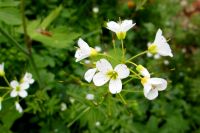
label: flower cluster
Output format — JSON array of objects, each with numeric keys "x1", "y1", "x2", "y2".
[
  {"x1": 0, "y1": 63, "x2": 34, "y2": 113},
  {"x1": 75, "y1": 19, "x2": 173, "y2": 101}
]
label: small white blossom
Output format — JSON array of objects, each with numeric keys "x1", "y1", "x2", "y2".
[
  {"x1": 22, "y1": 72, "x2": 34, "y2": 84},
  {"x1": 136, "y1": 65, "x2": 150, "y2": 78},
  {"x1": 95, "y1": 121, "x2": 101, "y2": 127},
  {"x1": 10, "y1": 80, "x2": 29, "y2": 98},
  {"x1": 164, "y1": 60, "x2": 169, "y2": 65},
  {"x1": 92, "y1": 7, "x2": 99, "y2": 13},
  {"x1": 84, "y1": 68, "x2": 97, "y2": 82},
  {"x1": 141, "y1": 77, "x2": 167, "y2": 100},
  {"x1": 75, "y1": 38, "x2": 98, "y2": 62},
  {"x1": 0, "y1": 63, "x2": 5, "y2": 76},
  {"x1": 148, "y1": 29, "x2": 173, "y2": 57},
  {"x1": 15, "y1": 101, "x2": 23, "y2": 113},
  {"x1": 60, "y1": 102, "x2": 67, "y2": 111},
  {"x1": 95, "y1": 46, "x2": 102, "y2": 52},
  {"x1": 84, "y1": 60, "x2": 91, "y2": 64},
  {"x1": 147, "y1": 42, "x2": 160, "y2": 59},
  {"x1": 69, "y1": 97, "x2": 75, "y2": 104},
  {"x1": 107, "y1": 20, "x2": 136, "y2": 40},
  {"x1": 93, "y1": 59, "x2": 130, "y2": 94},
  {"x1": 86, "y1": 93, "x2": 94, "y2": 100},
  {"x1": 0, "y1": 97, "x2": 3, "y2": 110}
]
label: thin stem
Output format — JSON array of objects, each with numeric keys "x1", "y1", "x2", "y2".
[
  {"x1": 126, "y1": 61, "x2": 137, "y2": 67},
  {"x1": 0, "y1": 86, "x2": 10, "y2": 89},
  {"x1": 118, "y1": 93, "x2": 127, "y2": 105},
  {"x1": 123, "y1": 76, "x2": 139, "y2": 85},
  {"x1": 0, "y1": 27, "x2": 29, "y2": 55},
  {"x1": 129, "y1": 69, "x2": 142, "y2": 78},
  {"x1": 127, "y1": 50, "x2": 148, "y2": 62},
  {"x1": 67, "y1": 107, "x2": 90, "y2": 128},
  {"x1": 3, "y1": 76, "x2": 10, "y2": 87},
  {"x1": 121, "y1": 39, "x2": 125, "y2": 62},
  {"x1": 2, "y1": 90, "x2": 11, "y2": 98}
]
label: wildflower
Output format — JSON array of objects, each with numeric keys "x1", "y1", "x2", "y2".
[
  {"x1": 136, "y1": 65, "x2": 150, "y2": 78},
  {"x1": 22, "y1": 72, "x2": 34, "y2": 84},
  {"x1": 93, "y1": 59, "x2": 130, "y2": 94},
  {"x1": 86, "y1": 93, "x2": 94, "y2": 100},
  {"x1": 10, "y1": 80, "x2": 29, "y2": 98},
  {"x1": 141, "y1": 77, "x2": 167, "y2": 100},
  {"x1": 84, "y1": 68, "x2": 97, "y2": 82},
  {"x1": 107, "y1": 20, "x2": 136, "y2": 40},
  {"x1": 147, "y1": 43, "x2": 160, "y2": 59},
  {"x1": 0, "y1": 97, "x2": 3, "y2": 110},
  {"x1": 148, "y1": 29, "x2": 173, "y2": 57},
  {"x1": 75, "y1": 38, "x2": 98, "y2": 62},
  {"x1": 15, "y1": 101, "x2": 23, "y2": 113},
  {"x1": 0, "y1": 63, "x2": 5, "y2": 76},
  {"x1": 60, "y1": 102, "x2": 67, "y2": 111}
]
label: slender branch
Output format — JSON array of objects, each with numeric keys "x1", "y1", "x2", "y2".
[
  {"x1": 127, "y1": 50, "x2": 148, "y2": 62},
  {"x1": 118, "y1": 93, "x2": 127, "y2": 105},
  {"x1": 0, "y1": 28, "x2": 29, "y2": 55},
  {"x1": 121, "y1": 39, "x2": 125, "y2": 62},
  {"x1": 3, "y1": 76, "x2": 10, "y2": 87},
  {"x1": 126, "y1": 61, "x2": 137, "y2": 67}
]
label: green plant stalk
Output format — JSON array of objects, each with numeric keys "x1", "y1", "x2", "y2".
[
  {"x1": 3, "y1": 75, "x2": 10, "y2": 87},
  {"x1": 127, "y1": 50, "x2": 148, "y2": 62},
  {"x1": 121, "y1": 39, "x2": 125, "y2": 62},
  {"x1": 20, "y1": 0, "x2": 42, "y2": 87},
  {"x1": 67, "y1": 107, "x2": 91, "y2": 127},
  {"x1": 118, "y1": 93, "x2": 127, "y2": 105}
]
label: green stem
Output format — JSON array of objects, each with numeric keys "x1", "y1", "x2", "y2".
[
  {"x1": 67, "y1": 107, "x2": 90, "y2": 127},
  {"x1": 118, "y1": 93, "x2": 127, "y2": 105},
  {"x1": 123, "y1": 76, "x2": 139, "y2": 85},
  {"x1": 0, "y1": 27, "x2": 29, "y2": 55},
  {"x1": 127, "y1": 50, "x2": 148, "y2": 62},
  {"x1": 121, "y1": 39, "x2": 125, "y2": 62},
  {"x1": 0, "y1": 86, "x2": 10, "y2": 89},
  {"x1": 129, "y1": 69, "x2": 141, "y2": 78},
  {"x1": 126, "y1": 61, "x2": 137, "y2": 67},
  {"x1": 3, "y1": 76, "x2": 10, "y2": 87}
]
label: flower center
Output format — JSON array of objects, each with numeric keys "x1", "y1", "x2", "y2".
[
  {"x1": 141, "y1": 77, "x2": 149, "y2": 85},
  {"x1": 16, "y1": 86, "x2": 21, "y2": 92},
  {"x1": 116, "y1": 32, "x2": 126, "y2": 40},
  {"x1": 107, "y1": 70, "x2": 118, "y2": 80},
  {"x1": 148, "y1": 44, "x2": 157, "y2": 54},
  {"x1": 90, "y1": 48, "x2": 98, "y2": 56}
]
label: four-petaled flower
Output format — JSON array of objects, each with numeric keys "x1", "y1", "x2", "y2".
[
  {"x1": 93, "y1": 59, "x2": 130, "y2": 94},
  {"x1": 148, "y1": 29, "x2": 173, "y2": 57},
  {"x1": 141, "y1": 77, "x2": 167, "y2": 100},
  {"x1": 75, "y1": 38, "x2": 98, "y2": 62},
  {"x1": 0, "y1": 62, "x2": 5, "y2": 76},
  {"x1": 10, "y1": 80, "x2": 29, "y2": 98},
  {"x1": 107, "y1": 20, "x2": 136, "y2": 40},
  {"x1": 15, "y1": 101, "x2": 23, "y2": 113},
  {"x1": 22, "y1": 72, "x2": 34, "y2": 84}
]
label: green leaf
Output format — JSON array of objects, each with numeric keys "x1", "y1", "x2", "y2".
[
  {"x1": 40, "y1": 5, "x2": 63, "y2": 29},
  {"x1": 0, "y1": 8, "x2": 21, "y2": 25}
]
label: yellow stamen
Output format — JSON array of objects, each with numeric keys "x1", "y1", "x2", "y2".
[{"x1": 148, "y1": 44, "x2": 157, "y2": 54}]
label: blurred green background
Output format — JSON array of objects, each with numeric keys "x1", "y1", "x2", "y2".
[{"x1": 0, "y1": 0, "x2": 200, "y2": 132}]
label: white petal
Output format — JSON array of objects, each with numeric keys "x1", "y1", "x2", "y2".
[
  {"x1": 150, "y1": 78, "x2": 167, "y2": 91},
  {"x1": 109, "y1": 78, "x2": 122, "y2": 94},
  {"x1": 121, "y1": 20, "x2": 136, "y2": 32},
  {"x1": 141, "y1": 68, "x2": 150, "y2": 78},
  {"x1": 114, "y1": 64, "x2": 130, "y2": 79},
  {"x1": 19, "y1": 90, "x2": 28, "y2": 98},
  {"x1": 10, "y1": 90, "x2": 18, "y2": 97},
  {"x1": 153, "y1": 29, "x2": 173, "y2": 57},
  {"x1": 20, "y1": 82, "x2": 29, "y2": 90},
  {"x1": 96, "y1": 59, "x2": 113, "y2": 74},
  {"x1": 10, "y1": 80, "x2": 19, "y2": 89},
  {"x1": 78, "y1": 38, "x2": 90, "y2": 50},
  {"x1": 75, "y1": 48, "x2": 90, "y2": 62},
  {"x1": 84, "y1": 68, "x2": 97, "y2": 82},
  {"x1": 145, "y1": 88, "x2": 158, "y2": 100},
  {"x1": 93, "y1": 72, "x2": 110, "y2": 86},
  {"x1": 15, "y1": 102, "x2": 23, "y2": 113},
  {"x1": 147, "y1": 52, "x2": 153, "y2": 57},
  {"x1": 0, "y1": 62, "x2": 4, "y2": 71},
  {"x1": 107, "y1": 21, "x2": 120, "y2": 33}
]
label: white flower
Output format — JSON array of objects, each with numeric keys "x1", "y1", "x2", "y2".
[
  {"x1": 148, "y1": 29, "x2": 173, "y2": 57},
  {"x1": 84, "y1": 68, "x2": 97, "y2": 82},
  {"x1": 0, "y1": 97, "x2": 3, "y2": 110},
  {"x1": 92, "y1": 7, "x2": 99, "y2": 13},
  {"x1": 22, "y1": 72, "x2": 34, "y2": 84},
  {"x1": 0, "y1": 62, "x2": 5, "y2": 76},
  {"x1": 60, "y1": 102, "x2": 67, "y2": 111},
  {"x1": 141, "y1": 77, "x2": 167, "y2": 100},
  {"x1": 86, "y1": 93, "x2": 94, "y2": 100},
  {"x1": 75, "y1": 38, "x2": 98, "y2": 62},
  {"x1": 84, "y1": 60, "x2": 91, "y2": 64},
  {"x1": 107, "y1": 20, "x2": 136, "y2": 40},
  {"x1": 93, "y1": 59, "x2": 130, "y2": 94},
  {"x1": 136, "y1": 65, "x2": 150, "y2": 78},
  {"x1": 10, "y1": 80, "x2": 29, "y2": 98},
  {"x1": 15, "y1": 101, "x2": 23, "y2": 113},
  {"x1": 163, "y1": 60, "x2": 169, "y2": 65},
  {"x1": 95, "y1": 46, "x2": 102, "y2": 52}
]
